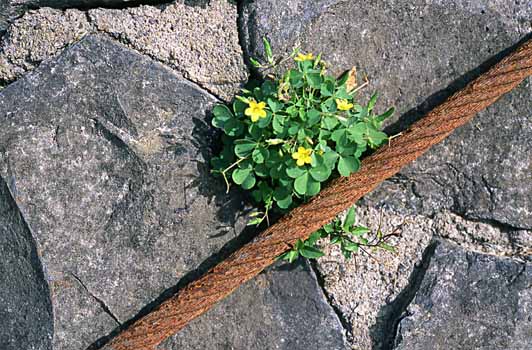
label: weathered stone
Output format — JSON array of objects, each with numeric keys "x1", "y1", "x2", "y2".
[
  {"x1": 0, "y1": 34, "x2": 345, "y2": 349},
  {"x1": 314, "y1": 204, "x2": 434, "y2": 349},
  {"x1": 89, "y1": 0, "x2": 248, "y2": 100},
  {"x1": 163, "y1": 260, "x2": 347, "y2": 350},
  {"x1": 0, "y1": 178, "x2": 53, "y2": 350},
  {"x1": 394, "y1": 240, "x2": 532, "y2": 350},
  {"x1": 0, "y1": 0, "x2": 10, "y2": 35},
  {"x1": 240, "y1": 0, "x2": 532, "y2": 229},
  {"x1": 1, "y1": 33, "x2": 220, "y2": 349},
  {"x1": 434, "y1": 211, "x2": 532, "y2": 259},
  {"x1": 0, "y1": 8, "x2": 91, "y2": 85},
  {"x1": 0, "y1": 0, "x2": 137, "y2": 34},
  {"x1": 0, "y1": 0, "x2": 248, "y2": 100}
]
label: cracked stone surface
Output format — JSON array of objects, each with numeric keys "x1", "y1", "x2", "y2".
[
  {"x1": 0, "y1": 0, "x2": 248, "y2": 100},
  {"x1": 0, "y1": 34, "x2": 346, "y2": 350},
  {"x1": 394, "y1": 240, "x2": 532, "y2": 350},
  {"x1": 241, "y1": 0, "x2": 532, "y2": 229},
  {"x1": 242, "y1": 2, "x2": 532, "y2": 346},
  {"x1": 314, "y1": 204, "x2": 434, "y2": 350},
  {"x1": 163, "y1": 260, "x2": 347, "y2": 350},
  {"x1": 434, "y1": 211, "x2": 532, "y2": 260},
  {"x1": 315, "y1": 202, "x2": 532, "y2": 349},
  {"x1": 0, "y1": 0, "x2": 139, "y2": 35}
]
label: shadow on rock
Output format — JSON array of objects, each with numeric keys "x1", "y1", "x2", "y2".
[{"x1": 87, "y1": 115, "x2": 266, "y2": 350}]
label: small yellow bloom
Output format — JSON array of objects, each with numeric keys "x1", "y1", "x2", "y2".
[
  {"x1": 245, "y1": 100, "x2": 267, "y2": 122},
  {"x1": 292, "y1": 147, "x2": 313, "y2": 167},
  {"x1": 335, "y1": 98, "x2": 353, "y2": 111},
  {"x1": 294, "y1": 52, "x2": 314, "y2": 62}
]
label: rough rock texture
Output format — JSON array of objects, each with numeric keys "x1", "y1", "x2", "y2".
[
  {"x1": 315, "y1": 204, "x2": 434, "y2": 349},
  {"x1": 0, "y1": 34, "x2": 346, "y2": 350},
  {"x1": 0, "y1": 0, "x2": 151, "y2": 35},
  {"x1": 0, "y1": 8, "x2": 91, "y2": 85},
  {"x1": 163, "y1": 260, "x2": 347, "y2": 350},
  {"x1": 89, "y1": 0, "x2": 248, "y2": 100},
  {"x1": 1, "y1": 0, "x2": 11, "y2": 35},
  {"x1": 241, "y1": 0, "x2": 532, "y2": 229},
  {"x1": 394, "y1": 240, "x2": 532, "y2": 350},
  {"x1": 434, "y1": 211, "x2": 532, "y2": 260},
  {"x1": 0, "y1": 0, "x2": 248, "y2": 100},
  {"x1": 0, "y1": 178, "x2": 53, "y2": 350},
  {"x1": 241, "y1": 2, "x2": 532, "y2": 347}
]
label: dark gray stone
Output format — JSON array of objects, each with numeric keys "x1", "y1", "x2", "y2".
[
  {"x1": 394, "y1": 240, "x2": 532, "y2": 350},
  {"x1": 163, "y1": 261, "x2": 347, "y2": 350},
  {"x1": 0, "y1": 177, "x2": 53, "y2": 350},
  {"x1": 0, "y1": 34, "x2": 346, "y2": 349},
  {"x1": 0, "y1": 0, "x2": 8, "y2": 34},
  {"x1": 240, "y1": 0, "x2": 532, "y2": 229}
]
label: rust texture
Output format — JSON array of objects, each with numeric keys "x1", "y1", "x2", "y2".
[{"x1": 102, "y1": 38, "x2": 532, "y2": 349}]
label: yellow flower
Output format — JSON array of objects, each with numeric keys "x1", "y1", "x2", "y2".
[
  {"x1": 295, "y1": 52, "x2": 314, "y2": 62},
  {"x1": 335, "y1": 98, "x2": 353, "y2": 111},
  {"x1": 292, "y1": 147, "x2": 313, "y2": 167},
  {"x1": 245, "y1": 100, "x2": 267, "y2": 122}
]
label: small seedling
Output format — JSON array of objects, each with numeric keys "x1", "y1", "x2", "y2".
[{"x1": 278, "y1": 206, "x2": 399, "y2": 262}]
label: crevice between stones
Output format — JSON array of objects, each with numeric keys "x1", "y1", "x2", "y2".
[
  {"x1": 70, "y1": 272, "x2": 122, "y2": 327},
  {"x1": 308, "y1": 259, "x2": 352, "y2": 347},
  {"x1": 235, "y1": 0, "x2": 257, "y2": 80},
  {"x1": 369, "y1": 241, "x2": 438, "y2": 350},
  {"x1": 448, "y1": 209, "x2": 528, "y2": 232}
]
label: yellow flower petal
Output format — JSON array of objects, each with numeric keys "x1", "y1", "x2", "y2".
[
  {"x1": 335, "y1": 98, "x2": 353, "y2": 111},
  {"x1": 292, "y1": 152, "x2": 300, "y2": 160},
  {"x1": 251, "y1": 114, "x2": 259, "y2": 122},
  {"x1": 258, "y1": 109, "x2": 267, "y2": 118},
  {"x1": 295, "y1": 52, "x2": 314, "y2": 62},
  {"x1": 296, "y1": 158, "x2": 305, "y2": 166}
]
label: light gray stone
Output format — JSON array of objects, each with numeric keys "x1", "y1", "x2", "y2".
[
  {"x1": 240, "y1": 0, "x2": 532, "y2": 229},
  {"x1": 394, "y1": 240, "x2": 532, "y2": 350},
  {"x1": 88, "y1": 0, "x2": 248, "y2": 100},
  {"x1": 0, "y1": 0, "x2": 140, "y2": 34},
  {"x1": 0, "y1": 0, "x2": 248, "y2": 100},
  {"x1": 0, "y1": 8, "x2": 91, "y2": 86},
  {"x1": 314, "y1": 204, "x2": 434, "y2": 349}
]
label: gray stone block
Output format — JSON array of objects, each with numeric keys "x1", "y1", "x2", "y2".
[
  {"x1": 0, "y1": 34, "x2": 345, "y2": 349},
  {"x1": 394, "y1": 240, "x2": 532, "y2": 350}
]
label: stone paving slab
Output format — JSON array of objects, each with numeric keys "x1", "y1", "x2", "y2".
[{"x1": 0, "y1": 35, "x2": 345, "y2": 349}]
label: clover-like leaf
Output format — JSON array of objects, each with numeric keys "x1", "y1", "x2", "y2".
[
  {"x1": 337, "y1": 156, "x2": 360, "y2": 177},
  {"x1": 234, "y1": 139, "x2": 257, "y2": 158}
]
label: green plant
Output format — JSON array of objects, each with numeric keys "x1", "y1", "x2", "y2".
[
  {"x1": 211, "y1": 39, "x2": 396, "y2": 260},
  {"x1": 211, "y1": 40, "x2": 394, "y2": 226},
  {"x1": 278, "y1": 206, "x2": 399, "y2": 262}
]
